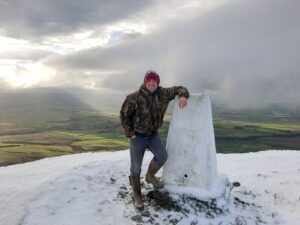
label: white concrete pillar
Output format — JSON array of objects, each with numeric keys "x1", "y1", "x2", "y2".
[{"x1": 162, "y1": 94, "x2": 225, "y2": 198}]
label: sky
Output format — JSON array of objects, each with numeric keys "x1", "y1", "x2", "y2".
[{"x1": 0, "y1": 0, "x2": 299, "y2": 108}]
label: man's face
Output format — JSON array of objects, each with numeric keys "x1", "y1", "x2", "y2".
[{"x1": 145, "y1": 79, "x2": 158, "y2": 93}]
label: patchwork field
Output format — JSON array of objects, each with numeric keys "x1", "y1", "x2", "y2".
[
  {"x1": 0, "y1": 110, "x2": 299, "y2": 166},
  {"x1": 0, "y1": 130, "x2": 128, "y2": 166},
  {"x1": 213, "y1": 120, "x2": 300, "y2": 153}
]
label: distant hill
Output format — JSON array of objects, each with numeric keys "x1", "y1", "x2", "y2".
[
  {"x1": 212, "y1": 102, "x2": 300, "y2": 123},
  {"x1": 1, "y1": 87, "x2": 299, "y2": 123},
  {"x1": 0, "y1": 88, "x2": 94, "y2": 122}
]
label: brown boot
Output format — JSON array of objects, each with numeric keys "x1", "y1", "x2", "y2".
[
  {"x1": 129, "y1": 176, "x2": 144, "y2": 210},
  {"x1": 145, "y1": 160, "x2": 164, "y2": 189}
]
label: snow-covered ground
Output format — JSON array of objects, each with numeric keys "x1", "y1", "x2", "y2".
[{"x1": 0, "y1": 150, "x2": 299, "y2": 225}]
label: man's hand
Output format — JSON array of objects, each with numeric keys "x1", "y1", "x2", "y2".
[
  {"x1": 128, "y1": 134, "x2": 136, "y2": 140},
  {"x1": 179, "y1": 97, "x2": 188, "y2": 109}
]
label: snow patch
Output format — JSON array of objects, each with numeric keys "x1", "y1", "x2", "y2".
[{"x1": 0, "y1": 150, "x2": 299, "y2": 225}]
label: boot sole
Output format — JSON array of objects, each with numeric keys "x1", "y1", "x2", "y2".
[
  {"x1": 135, "y1": 205, "x2": 144, "y2": 211},
  {"x1": 132, "y1": 196, "x2": 144, "y2": 211}
]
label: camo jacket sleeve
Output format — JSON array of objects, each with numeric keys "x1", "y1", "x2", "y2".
[
  {"x1": 164, "y1": 86, "x2": 190, "y2": 102},
  {"x1": 120, "y1": 95, "x2": 136, "y2": 138}
]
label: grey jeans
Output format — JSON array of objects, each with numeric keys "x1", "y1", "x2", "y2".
[{"x1": 129, "y1": 134, "x2": 168, "y2": 178}]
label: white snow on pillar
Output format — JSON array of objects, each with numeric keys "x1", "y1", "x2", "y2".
[{"x1": 162, "y1": 94, "x2": 228, "y2": 198}]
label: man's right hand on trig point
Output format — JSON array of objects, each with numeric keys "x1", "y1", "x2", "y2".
[{"x1": 129, "y1": 135, "x2": 136, "y2": 140}]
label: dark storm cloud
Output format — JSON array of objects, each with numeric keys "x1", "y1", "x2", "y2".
[
  {"x1": 0, "y1": 0, "x2": 153, "y2": 39},
  {"x1": 46, "y1": 0, "x2": 300, "y2": 107}
]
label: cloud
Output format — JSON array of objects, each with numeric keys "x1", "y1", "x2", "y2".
[
  {"x1": 0, "y1": 76, "x2": 10, "y2": 90},
  {"x1": 44, "y1": 0, "x2": 300, "y2": 107},
  {"x1": 0, "y1": 48, "x2": 50, "y2": 61},
  {"x1": 0, "y1": 0, "x2": 299, "y2": 108},
  {"x1": 0, "y1": 0, "x2": 154, "y2": 39}
]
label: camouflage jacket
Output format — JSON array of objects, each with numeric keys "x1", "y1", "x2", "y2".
[{"x1": 120, "y1": 85, "x2": 189, "y2": 137}]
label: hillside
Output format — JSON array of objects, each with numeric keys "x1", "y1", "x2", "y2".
[
  {"x1": 0, "y1": 88, "x2": 300, "y2": 166},
  {"x1": 0, "y1": 150, "x2": 299, "y2": 225}
]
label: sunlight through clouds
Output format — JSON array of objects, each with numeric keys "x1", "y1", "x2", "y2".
[
  {"x1": 0, "y1": 0, "x2": 299, "y2": 107},
  {"x1": 0, "y1": 0, "x2": 218, "y2": 89},
  {"x1": 0, "y1": 61, "x2": 55, "y2": 88},
  {"x1": 0, "y1": 36, "x2": 30, "y2": 52}
]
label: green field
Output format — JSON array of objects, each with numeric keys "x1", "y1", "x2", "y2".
[
  {"x1": 0, "y1": 110, "x2": 300, "y2": 167},
  {"x1": 213, "y1": 120, "x2": 300, "y2": 153}
]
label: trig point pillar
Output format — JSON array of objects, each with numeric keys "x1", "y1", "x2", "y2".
[{"x1": 162, "y1": 94, "x2": 224, "y2": 197}]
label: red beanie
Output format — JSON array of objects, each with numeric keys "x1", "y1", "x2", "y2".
[{"x1": 144, "y1": 70, "x2": 160, "y2": 85}]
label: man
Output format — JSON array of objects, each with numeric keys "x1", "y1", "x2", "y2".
[{"x1": 120, "y1": 70, "x2": 189, "y2": 210}]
